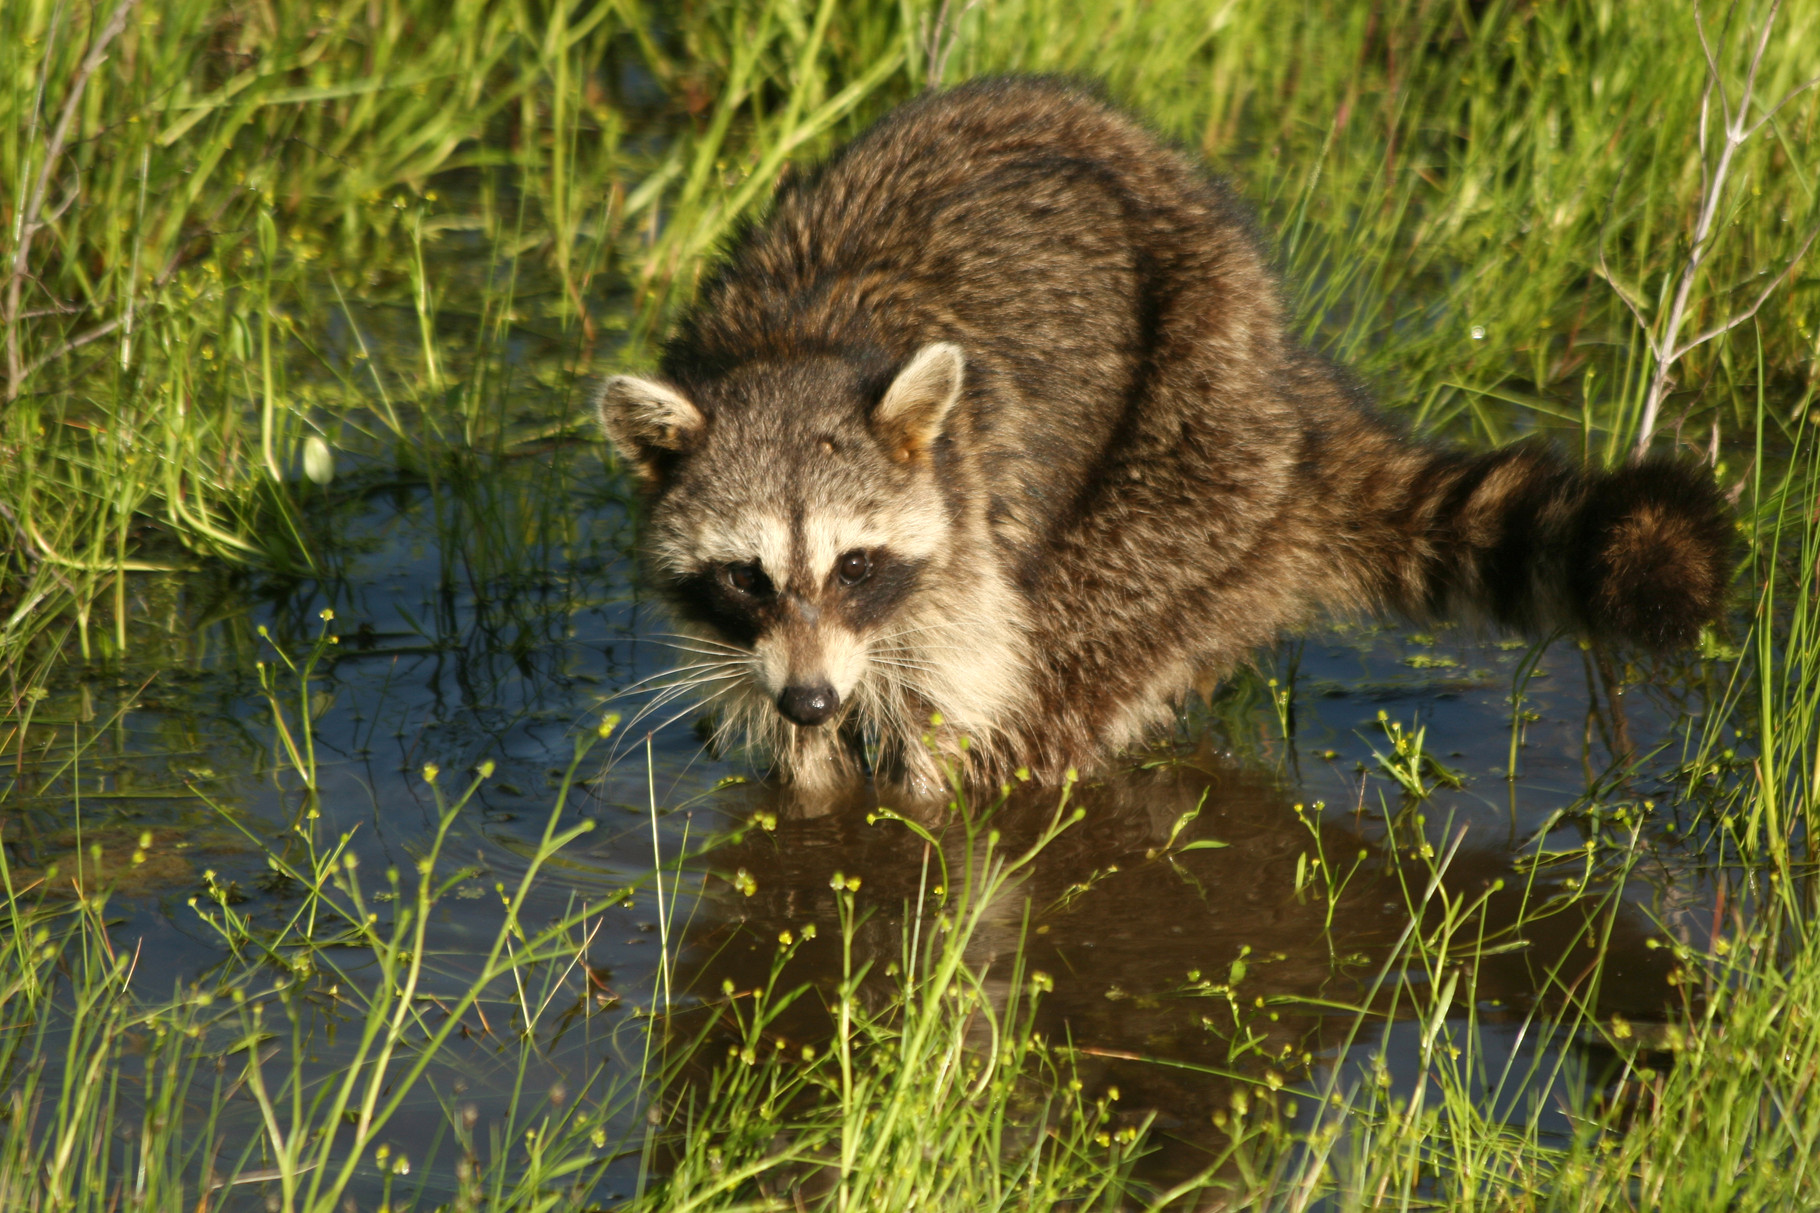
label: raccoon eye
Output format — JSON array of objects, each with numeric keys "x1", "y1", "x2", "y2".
[
  {"x1": 836, "y1": 549, "x2": 871, "y2": 586},
  {"x1": 724, "y1": 562, "x2": 770, "y2": 596}
]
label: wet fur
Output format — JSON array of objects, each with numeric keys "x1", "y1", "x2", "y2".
[{"x1": 600, "y1": 77, "x2": 1732, "y2": 792}]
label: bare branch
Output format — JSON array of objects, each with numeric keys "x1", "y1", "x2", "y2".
[
  {"x1": 1593, "y1": 260, "x2": 1658, "y2": 347},
  {"x1": 1693, "y1": 5, "x2": 1733, "y2": 131},
  {"x1": 43, "y1": 174, "x2": 82, "y2": 229},
  {"x1": 1671, "y1": 225, "x2": 1819, "y2": 359},
  {"x1": 1633, "y1": 0, "x2": 1797, "y2": 456},
  {"x1": 923, "y1": 0, "x2": 981, "y2": 90},
  {"x1": 18, "y1": 315, "x2": 126, "y2": 383},
  {"x1": 1698, "y1": 77, "x2": 1714, "y2": 199},
  {"x1": 4, "y1": 0, "x2": 140, "y2": 404},
  {"x1": 12, "y1": 0, "x2": 137, "y2": 282},
  {"x1": 1591, "y1": 166, "x2": 1664, "y2": 355},
  {"x1": 1746, "y1": 71, "x2": 1820, "y2": 139},
  {"x1": 1737, "y1": 0, "x2": 1784, "y2": 126}
]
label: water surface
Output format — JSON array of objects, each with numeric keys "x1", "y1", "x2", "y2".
[{"x1": 4, "y1": 415, "x2": 1724, "y2": 1199}]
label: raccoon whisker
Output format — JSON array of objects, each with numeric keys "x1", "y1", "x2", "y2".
[
  {"x1": 650, "y1": 664, "x2": 758, "y2": 690},
  {"x1": 669, "y1": 686, "x2": 773, "y2": 784},
  {"x1": 868, "y1": 659, "x2": 942, "y2": 677},
  {"x1": 650, "y1": 633, "x2": 755, "y2": 658},
  {"x1": 614, "y1": 660, "x2": 753, "y2": 694},
  {"x1": 618, "y1": 656, "x2": 750, "y2": 681},
  {"x1": 610, "y1": 684, "x2": 750, "y2": 756},
  {"x1": 634, "y1": 640, "x2": 760, "y2": 680},
  {"x1": 870, "y1": 642, "x2": 973, "y2": 659},
  {"x1": 705, "y1": 712, "x2": 748, "y2": 757},
  {"x1": 868, "y1": 638, "x2": 944, "y2": 653},
  {"x1": 866, "y1": 646, "x2": 950, "y2": 663},
  {"x1": 873, "y1": 623, "x2": 983, "y2": 646},
  {"x1": 855, "y1": 670, "x2": 931, "y2": 748},
  {"x1": 618, "y1": 666, "x2": 746, "y2": 713},
  {"x1": 616, "y1": 671, "x2": 750, "y2": 730},
  {"x1": 635, "y1": 682, "x2": 736, "y2": 719},
  {"x1": 653, "y1": 642, "x2": 760, "y2": 662},
  {"x1": 710, "y1": 701, "x2": 766, "y2": 756},
  {"x1": 863, "y1": 657, "x2": 1017, "y2": 759},
  {"x1": 658, "y1": 654, "x2": 758, "y2": 672},
  {"x1": 872, "y1": 620, "x2": 954, "y2": 636},
  {"x1": 862, "y1": 652, "x2": 939, "y2": 670},
  {"x1": 602, "y1": 680, "x2": 756, "y2": 772},
  {"x1": 660, "y1": 652, "x2": 757, "y2": 670},
  {"x1": 712, "y1": 693, "x2": 786, "y2": 762},
  {"x1": 634, "y1": 671, "x2": 750, "y2": 712},
  {"x1": 651, "y1": 629, "x2": 750, "y2": 648},
  {"x1": 611, "y1": 694, "x2": 690, "y2": 741},
  {"x1": 885, "y1": 659, "x2": 940, "y2": 690},
  {"x1": 638, "y1": 683, "x2": 749, "y2": 746}
]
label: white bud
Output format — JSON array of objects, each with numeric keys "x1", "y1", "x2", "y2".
[{"x1": 302, "y1": 435, "x2": 335, "y2": 484}]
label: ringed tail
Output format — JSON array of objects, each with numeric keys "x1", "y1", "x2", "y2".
[{"x1": 1364, "y1": 443, "x2": 1733, "y2": 649}]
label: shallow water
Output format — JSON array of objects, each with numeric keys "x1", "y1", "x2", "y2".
[{"x1": 2, "y1": 396, "x2": 1731, "y2": 1199}]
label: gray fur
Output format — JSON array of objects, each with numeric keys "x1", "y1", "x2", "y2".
[{"x1": 598, "y1": 77, "x2": 1731, "y2": 793}]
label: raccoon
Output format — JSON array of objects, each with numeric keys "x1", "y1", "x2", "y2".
[{"x1": 598, "y1": 76, "x2": 1731, "y2": 794}]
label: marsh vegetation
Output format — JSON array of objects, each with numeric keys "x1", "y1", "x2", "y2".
[{"x1": 2, "y1": 0, "x2": 1818, "y2": 1208}]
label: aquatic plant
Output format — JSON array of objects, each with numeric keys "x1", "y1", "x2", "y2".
[{"x1": 1, "y1": 0, "x2": 1818, "y2": 1208}]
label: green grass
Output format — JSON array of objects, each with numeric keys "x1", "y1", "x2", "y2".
[
  {"x1": 3, "y1": 0, "x2": 1820, "y2": 1208},
  {"x1": 1, "y1": 681, "x2": 641, "y2": 1211},
  {"x1": 3, "y1": 0, "x2": 1815, "y2": 660}
]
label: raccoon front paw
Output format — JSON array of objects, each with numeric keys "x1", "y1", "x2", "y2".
[
  {"x1": 778, "y1": 725, "x2": 867, "y2": 792},
  {"x1": 873, "y1": 737, "x2": 955, "y2": 803}
]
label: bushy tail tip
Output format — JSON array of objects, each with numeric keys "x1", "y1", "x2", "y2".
[{"x1": 1569, "y1": 458, "x2": 1733, "y2": 651}]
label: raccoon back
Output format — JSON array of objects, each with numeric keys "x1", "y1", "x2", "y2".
[{"x1": 663, "y1": 77, "x2": 1285, "y2": 578}]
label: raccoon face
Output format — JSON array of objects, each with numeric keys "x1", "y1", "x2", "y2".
[{"x1": 599, "y1": 343, "x2": 965, "y2": 729}]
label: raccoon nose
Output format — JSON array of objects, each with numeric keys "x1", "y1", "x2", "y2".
[{"x1": 777, "y1": 683, "x2": 840, "y2": 727}]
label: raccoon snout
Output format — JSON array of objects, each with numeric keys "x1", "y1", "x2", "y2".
[{"x1": 777, "y1": 683, "x2": 840, "y2": 727}]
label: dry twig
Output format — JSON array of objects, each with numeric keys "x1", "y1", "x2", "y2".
[
  {"x1": 1601, "y1": 0, "x2": 1820, "y2": 456},
  {"x1": 922, "y1": 0, "x2": 982, "y2": 90},
  {"x1": 2, "y1": 0, "x2": 140, "y2": 405}
]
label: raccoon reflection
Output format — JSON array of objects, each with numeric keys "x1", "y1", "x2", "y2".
[
  {"x1": 598, "y1": 77, "x2": 1730, "y2": 793},
  {"x1": 666, "y1": 756, "x2": 1683, "y2": 1190}
]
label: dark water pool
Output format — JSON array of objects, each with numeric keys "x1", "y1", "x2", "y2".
[{"x1": 3, "y1": 417, "x2": 1727, "y2": 1202}]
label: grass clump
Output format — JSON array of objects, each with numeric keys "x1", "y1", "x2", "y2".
[
  {"x1": 3, "y1": 0, "x2": 1815, "y2": 669},
  {"x1": 0, "y1": 685, "x2": 640, "y2": 1210},
  {"x1": 636, "y1": 781, "x2": 1177, "y2": 1212},
  {"x1": 2, "y1": 0, "x2": 1820, "y2": 1209}
]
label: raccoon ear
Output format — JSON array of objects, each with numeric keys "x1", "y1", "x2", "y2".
[
  {"x1": 596, "y1": 374, "x2": 705, "y2": 483},
  {"x1": 873, "y1": 342, "x2": 963, "y2": 463}
]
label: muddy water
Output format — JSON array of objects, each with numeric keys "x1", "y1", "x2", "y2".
[{"x1": 1, "y1": 398, "x2": 1728, "y2": 1201}]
